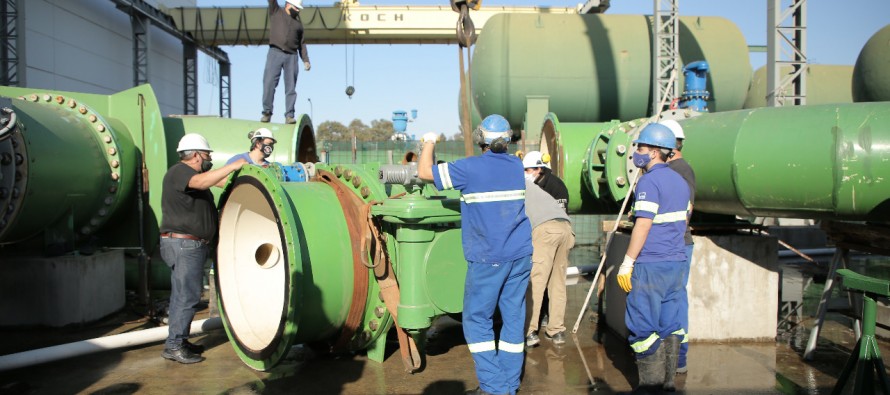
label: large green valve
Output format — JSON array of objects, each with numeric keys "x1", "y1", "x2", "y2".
[
  {"x1": 471, "y1": 13, "x2": 752, "y2": 129},
  {"x1": 545, "y1": 103, "x2": 890, "y2": 220},
  {"x1": 216, "y1": 162, "x2": 467, "y2": 370}
]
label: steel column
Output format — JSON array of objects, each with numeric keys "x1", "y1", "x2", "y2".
[
  {"x1": 0, "y1": 0, "x2": 20, "y2": 86},
  {"x1": 183, "y1": 42, "x2": 197, "y2": 115},
  {"x1": 131, "y1": 13, "x2": 150, "y2": 86},
  {"x1": 767, "y1": 0, "x2": 807, "y2": 106},
  {"x1": 219, "y1": 61, "x2": 231, "y2": 118},
  {"x1": 651, "y1": 0, "x2": 679, "y2": 115}
]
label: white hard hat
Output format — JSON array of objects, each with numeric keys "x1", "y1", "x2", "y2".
[
  {"x1": 659, "y1": 119, "x2": 685, "y2": 140},
  {"x1": 522, "y1": 151, "x2": 550, "y2": 169},
  {"x1": 251, "y1": 127, "x2": 276, "y2": 142},
  {"x1": 176, "y1": 133, "x2": 212, "y2": 152},
  {"x1": 286, "y1": 0, "x2": 303, "y2": 9}
]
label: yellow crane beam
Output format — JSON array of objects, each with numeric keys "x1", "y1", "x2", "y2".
[{"x1": 166, "y1": 4, "x2": 581, "y2": 46}]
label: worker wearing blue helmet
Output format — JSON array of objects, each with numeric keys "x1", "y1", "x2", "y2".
[
  {"x1": 418, "y1": 114, "x2": 532, "y2": 395},
  {"x1": 617, "y1": 122, "x2": 690, "y2": 392}
]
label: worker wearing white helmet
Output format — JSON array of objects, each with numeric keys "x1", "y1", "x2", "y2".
[
  {"x1": 226, "y1": 127, "x2": 277, "y2": 168},
  {"x1": 261, "y1": 0, "x2": 311, "y2": 124},
  {"x1": 522, "y1": 151, "x2": 569, "y2": 211},
  {"x1": 158, "y1": 133, "x2": 246, "y2": 365},
  {"x1": 660, "y1": 118, "x2": 696, "y2": 375}
]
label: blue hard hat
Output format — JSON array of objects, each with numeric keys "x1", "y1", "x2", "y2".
[
  {"x1": 633, "y1": 123, "x2": 677, "y2": 150},
  {"x1": 473, "y1": 114, "x2": 512, "y2": 145}
]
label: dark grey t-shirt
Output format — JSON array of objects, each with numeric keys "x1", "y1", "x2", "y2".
[
  {"x1": 160, "y1": 163, "x2": 218, "y2": 241},
  {"x1": 668, "y1": 158, "x2": 695, "y2": 245},
  {"x1": 268, "y1": 0, "x2": 310, "y2": 60}
]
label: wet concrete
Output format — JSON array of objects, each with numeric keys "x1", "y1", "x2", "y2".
[{"x1": 0, "y1": 274, "x2": 887, "y2": 394}]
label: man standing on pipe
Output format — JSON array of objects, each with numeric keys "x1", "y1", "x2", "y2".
[
  {"x1": 226, "y1": 127, "x2": 277, "y2": 168},
  {"x1": 661, "y1": 119, "x2": 696, "y2": 375},
  {"x1": 261, "y1": 0, "x2": 311, "y2": 124},
  {"x1": 418, "y1": 115, "x2": 532, "y2": 395},
  {"x1": 616, "y1": 123, "x2": 690, "y2": 391},
  {"x1": 159, "y1": 134, "x2": 246, "y2": 364},
  {"x1": 521, "y1": 151, "x2": 574, "y2": 347}
]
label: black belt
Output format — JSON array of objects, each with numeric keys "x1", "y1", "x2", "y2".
[{"x1": 160, "y1": 232, "x2": 209, "y2": 245}]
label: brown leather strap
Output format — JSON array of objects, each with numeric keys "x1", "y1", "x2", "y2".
[
  {"x1": 362, "y1": 202, "x2": 422, "y2": 372},
  {"x1": 316, "y1": 170, "x2": 370, "y2": 353}
]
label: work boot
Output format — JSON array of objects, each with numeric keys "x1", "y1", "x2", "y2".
[
  {"x1": 182, "y1": 339, "x2": 205, "y2": 354},
  {"x1": 663, "y1": 336, "x2": 681, "y2": 391},
  {"x1": 544, "y1": 331, "x2": 566, "y2": 345},
  {"x1": 526, "y1": 332, "x2": 540, "y2": 347},
  {"x1": 162, "y1": 347, "x2": 205, "y2": 364},
  {"x1": 635, "y1": 343, "x2": 665, "y2": 392},
  {"x1": 285, "y1": 116, "x2": 296, "y2": 124},
  {"x1": 260, "y1": 112, "x2": 271, "y2": 123}
]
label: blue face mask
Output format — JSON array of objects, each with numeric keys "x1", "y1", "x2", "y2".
[{"x1": 632, "y1": 151, "x2": 652, "y2": 168}]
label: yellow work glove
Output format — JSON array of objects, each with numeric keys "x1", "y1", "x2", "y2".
[{"x1": 617, "y1": 255, "x2": 635, "y2": 292}]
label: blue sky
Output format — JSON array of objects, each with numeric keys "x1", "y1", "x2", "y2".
[{"x1": 196, "y1": 0, "x2": 889, "y2": 136}]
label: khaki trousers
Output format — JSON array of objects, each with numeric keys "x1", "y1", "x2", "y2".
[{"x1": 527, "y1": 219, "x2": 575, "y2": 336}]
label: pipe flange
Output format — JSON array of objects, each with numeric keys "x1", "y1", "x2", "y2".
[
  {"x1": 0, "y1": 128, "x2": 27, "y2": 237},
  {"x1": 27, "y1": 92, "x2": 125, "y2": 235}
]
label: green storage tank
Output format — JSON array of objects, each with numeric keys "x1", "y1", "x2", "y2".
[
  {"x1": 471, "y1": 13, "x2": 752, "y2": 129},
  {"x1": 744, "y1": 65, "x2": 854, "y2": 108},
  {"x1": 853, "y1": 24, "x2": 890, "y2": 102}
]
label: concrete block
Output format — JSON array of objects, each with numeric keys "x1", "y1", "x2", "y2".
[
  {"x1": 605, "y1": 233, "x2": 779, "y2": 342},
  {"x1": 0, "y1": 250, "x2": 125, "y2": 327}
]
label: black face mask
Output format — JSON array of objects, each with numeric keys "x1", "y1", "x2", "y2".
[
  {"x1": 201, "y1": 158, "x2": 213, "y2": 173},
  {"x1": 261, "y1": 143, "x2": 274, "y2": 158},
  {"x1": 288, "y1": 8, "x2": 299, "y2": 19}
]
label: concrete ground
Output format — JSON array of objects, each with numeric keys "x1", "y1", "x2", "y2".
[{"x1": 0, "y1": 275, "x2": 885, "y2": 395}]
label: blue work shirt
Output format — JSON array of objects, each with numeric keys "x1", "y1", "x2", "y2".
[
  {"x1": 632, "y1": 163, "x2": 690, "y2": 263},
  {"x1": 432, "y1": 151, "x2": 532, "y2": 263},
  {"x1": 226, "y1": 152, "x2": 270, "y2": 167}
]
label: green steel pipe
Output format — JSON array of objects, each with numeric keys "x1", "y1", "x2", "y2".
[
  {"x1": 745, "y1": 65, "x2": 854, "y2": 109},
  {"x1": 853, "y1": 24, "x2": 890, "y2": 102},
  {"x1": 0, "y1": 86, "x2": 167, "y2": 247},
  {"x1": 549, "y1": 103, "x2": 890, "y2": 221},
  {"x1": 216, "y1": 163, "x2": 466, "y2": 370},
  {"x1": 471, "y1": 14, "x2": 752, "y2": 129}
]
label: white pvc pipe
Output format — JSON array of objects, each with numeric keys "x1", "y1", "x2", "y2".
[{"x1": 0, "y1": 317, "x2": 222, "y2": 371}]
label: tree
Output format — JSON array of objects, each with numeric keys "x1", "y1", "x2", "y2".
[
  {"x1": 368, "y1": 119, "x2": 395, "y2": 141},
  {"x1": 348, "y1": 119, "x2": 369, "y2": 140},
  {"x1": 316, "y1": 120, "x2": 349, "y2": 141}
]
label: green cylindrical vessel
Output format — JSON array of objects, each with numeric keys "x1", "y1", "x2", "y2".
[
  {"x1": 853, "y1": 24, "x2": 890, "y2": 102},
  {"x1": 745, "y1": 65, "x2": 854, "y2": 108},
  {"x1": 216, "y1": 164, "x2": 390, "y2": 370},
  {"x1": 471, "y1": 13, "x2": 752, "y2": 128},
  {"x1": 162, "y1": 114, "x2": 319, "y2": 167},
  {"x1": 0, "y1": 95, "x2": 136, "y2": 243},
  {"x1": 550, "y1": 103, "x2": 890, "y2": 220}
]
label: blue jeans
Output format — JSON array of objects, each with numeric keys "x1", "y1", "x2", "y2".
[
  {"x1": 160, "y1": 237, "x2": 209, "y2": 350},
  {"x1": 262, "y1": 46, "x2": 299, "y2": 118},
  {"x1": 463, "y1": 255, "x2": 532, "y2": 395}
]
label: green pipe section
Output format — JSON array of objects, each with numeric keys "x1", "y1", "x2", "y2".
[
  {"x1": 0, "y1": 85, "x2": 167, "y2": 248},
  {"x1": 550, "y1": 103, "x2": 890, "y2": 221},
  {"x1": 471, "y1": 13, "x2": 751, "y2": 128},
  {"x1": 216, "y1": 163, "x2": 466, "y2": 370},
  {"x1": 853, "y1": 24, "x2": 890, "y2": 102},
  {"x1": 745, "y1": 65, "x2": 854, "y2": 109}
]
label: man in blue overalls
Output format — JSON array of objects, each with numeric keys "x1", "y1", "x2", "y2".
[
  {"x1": 616, "y1": 122, "x2": 690, "y2": 392},
  {"x1": 418, "y1": 114, "x2": 532, "y2": 395}
]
